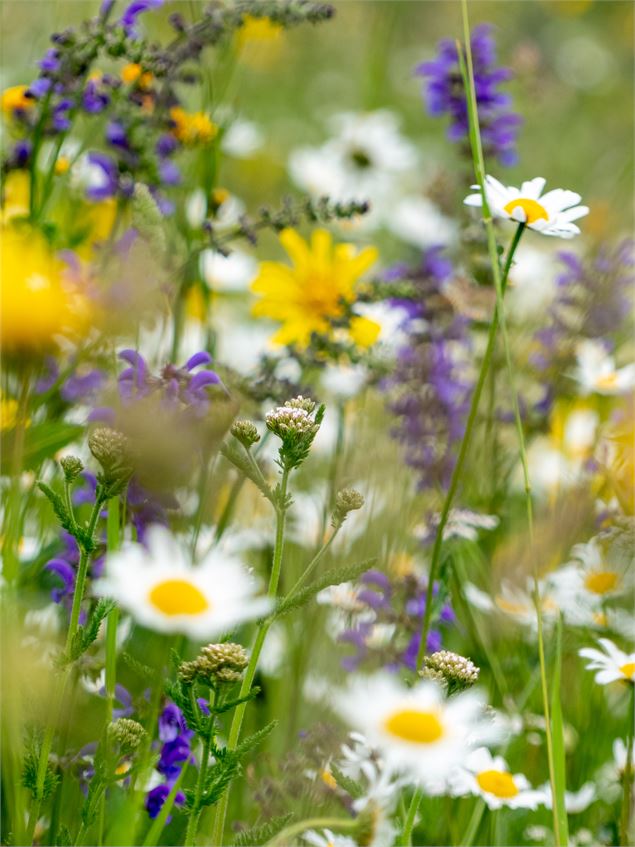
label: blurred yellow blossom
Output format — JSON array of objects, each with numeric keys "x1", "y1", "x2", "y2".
[
  {"x1": 170, "y1": 107, "x2": 217, "y2": 145},
  {"x1": 251, "y1": 227, "x2": 379, "y2": 349},
  {"x1": 1, "y1": 226, "x2": 90, "y2": 351},
  {"x1": 1, "y1": 170, "x2": 30, "y2": 221},
  {"x1": 1, "y1": 85, "x2": 34, "y2": 117},
  {"x1": 239, "y1": 15, "x2": 283, "y2": 44},
  {"x1": 121, "y1": 63, "x2": 153, "y2": 89}
]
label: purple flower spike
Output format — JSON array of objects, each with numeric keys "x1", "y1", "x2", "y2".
[
  {"x1": 121, "y1": 0, "x2": 163, "y2": 31},
  {"x1": 185, "y1": 351, "x2": 213, "y2": 371},
  {"x1": 86, "y1": 152, "x2": 118, "y2": 200},
  {"x1": 46, "y1": 558, "x2": 76, "y2": 603},
  {"x1": 145, "y1": 784, "x2": 185, "y2": 822}
]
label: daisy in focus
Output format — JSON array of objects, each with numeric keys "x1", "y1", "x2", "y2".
[
  {"x1": 450, "y1": 747, "x2": 548, "y2": 810},
  {"x1": 579, "y1": 638, "x2": 635, "y2": 685},
  {"x1": 251, "y1": 227, "x2": 380, "y2": 349},
  {"x1": 94, "y1": 525, "x2": 271, "y2": 639},
  {"x1": 333, "y1": 674, "x2": 499, "y2": 786},
  {"x1": 464, "y1": 176, "x2": 589, "y2": 238}
]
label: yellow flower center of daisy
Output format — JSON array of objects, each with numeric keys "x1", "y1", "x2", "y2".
[
  {"x1": 148, "y1": 579, "x2": 209, "y2": 616},
  {"x1": 383, "y1": 708, "x2": 444, "y2": 744},
  {"x1": 619, "y1": 663, "x2": 635, "y2": 680},
  {"x1": 495, "y1": 596, "x2": 529, "y2": 616},
  {"x1": 476, "y1": 769, "x2": 519, "y2": 798},
  {"x1": 584, "y1": 570, "x2": 619, "y2": 595},
  {"x1": 595, "y1": 371, "x2": 619, "y2": 390},
  {"x1": 503, "y1": 198, "x2": 549, "y2": 225},
  {"x1": 593, "y1": 611, "x2": 608, "y2": 627},
  {"x1": 320, "y1": 769, "x2": 337, "y2": 790}
]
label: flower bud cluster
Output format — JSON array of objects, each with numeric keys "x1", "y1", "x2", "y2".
[
  {"x1": 178, "y1": 642, "x2": 249, "y2": 687},
  {"x1": 231, "y1": 420, "x2": 260, "y2": 449},
  {"x1": 265, "y1": 396, "x2": 323, "y2": 471},
  {"x1": 332, "y1": 487, "x2": 365, "y2": 526},
  {"x1": 107, "y1": 718, "x2": 146, "y2": 754},
  {"x1": 420, "y1": 650, "x2": 480, "y2": 694}
]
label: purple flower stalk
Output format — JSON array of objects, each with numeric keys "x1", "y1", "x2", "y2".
[{"x1": 416, "y1": 23, "x2": 521, "y2": 166}]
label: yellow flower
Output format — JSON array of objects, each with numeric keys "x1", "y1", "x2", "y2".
[
  {"x1": 170, "y1": 107, "x2": 217, "y2": 145},
  {"x1": 1, "y1": 170, "x2": 30, "y2": 222},
  {"x1": 54, "y1": 156, "x2": 70, "y2": 175},
  {"x1": 1, "y1": 226, "x2": 90, "y2": 351},
  {"x1": 238, "y1": 15, "x2": 283, "y2": 44},
  {"x1": 251, "y1": 228, "x2": 380, "y2": 349},
  {"x1": 121, "y1": 63, "x2": 153, "y2": 89},
  {"x1": 1, "y1": 85, "x2": 34, "y2": 116}
]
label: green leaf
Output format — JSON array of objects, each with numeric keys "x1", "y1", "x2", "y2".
[
  {"x1": 232, "y1": 814, "x2": 294, "y2": 847},
  {"x1": 1, "y1": 423, "x2": 83, "y2": 473},
  {"x1": 274, "y1": 558, "x2": 376, "y2": 618},
  {"x1": 330, "y1": 763, "x2": 363, "y2": 800},
  {"x1": 37, "y1": 482, "x2": 96, "y2": 550},
  {"x1": 69, "y1": 599, "x2": 116, "y2": 662},
  {"x1": 220, "y1": 441, "x2": 273, "y2": 503},
  {"x1": 22, "y1": 747, "x2": 59, "y2": 801},
  {"x1": 550, "y1": 613, "x2": 570, "y2": 846}
]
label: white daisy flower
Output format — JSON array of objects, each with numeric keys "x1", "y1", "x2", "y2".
[
  {"x1": 541, "y1": 780, "x2": 597, "y2": 814},
  {"x1": 464, "y1": 175, "x2": 589, "y2": 239},
  {"x1": 94, "y1": 525, "x2": 271, "y2": 639},
  {"x1": 450, "y1": 747, "x2": 548, "y2": 810},
  {"x1": 573, "y1": 339, "x2": 635, "y2": 395},
  {"x1": 464, "y1": 580, "x2": 558, "y2": 629},
  {"x1": 416, "y1": 508, "x2": 499, "y2": 543},
  {"x1": 549, "y1": 537, "x2": 631, "y2": 607},
  {"x1": 579, "y1": 637, "x2": 635, "y2": 684},
  {"x1": 303, "y1": 830, "x2": 356, "y2": 847},
  {"x1": 332, "y1": 674, "x2": 500, "y2": 788},
  {"x1": 387, "y1": 196, "x2": 457, "y2": 250},
  {"x1": 199, "y1": 248, "x2": 257, "y2": 293}
]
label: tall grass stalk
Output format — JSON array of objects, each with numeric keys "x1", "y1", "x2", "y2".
[{"x1": 458, "y1": 1, "x2": 565, "y2": 842}]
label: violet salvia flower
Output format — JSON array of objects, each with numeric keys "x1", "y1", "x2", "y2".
[
  {"x1": 145, "y1": 784, "x2": 186, "y2": 821},
  {"x1": 383, "y1": 249, "x2": 473, "y2": 492},
  {"x1": 145, "y1": 702, "x2": 193, "y2": 821},
  {"x1": 120, "y1": 0, "x2": 163, "y2": 34},
  {"x1": 416, "y1": 23, "x2": 521, "y2": 166}
]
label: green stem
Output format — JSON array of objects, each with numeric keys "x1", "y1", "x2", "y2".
[
  {"x1": 620, "y1": 684, "x2": 635, "y2": 845},
  {"x1": 142, "y1": 763, "x2": 190, "y2": 847},
  {"x1": 284, "y1": 524, "x2": 341, "y2": 600},
  {"x1": 210, "y1": 469, "x2": 291, "y2": 845},
  {"x1": 458, "y1": 3, "x2": 562, "y2": 843},
  {"x1": 184, "y1": 733, "x2": 212, "y2": 846},
  {"x1": 461, "y1": 799, "x2": 486, "y2": 847},
  {"x1": 399, "y1": 787, "x2": 421, "y2": 846},
  {"x1": 105, "y1": 496, "x2": 121, "y2": 722},
  {"x1": 414, "y1": 225, "x2": 523, "y2": 671},
  {"x1": 66, "y1": 496, "x2": 104, "y2": 655},
  {"x1": 266, "y1": 816, "x2": 358, "y2": 847}
]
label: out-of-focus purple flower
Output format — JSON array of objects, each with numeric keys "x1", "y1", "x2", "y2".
[
  {"x1": 73, "y1": 471, "x2": 98, "y2": 507},
  {"x1": 121, "y1": 0, "x2": 163, "y2": 33},
  {"x1": 145, "y1": 784, "x2": 185, "y2": 822},
  {"x1": 156, "y1": 134, "x2": 178, "y2": 158},
  {"x1": 402, "y1": 629, "x2": 442, "y2": 670},
  {"x1": 158, "y1": 159, "x2": 181, "y2": 186},
  {"x1": 105, "y1": 120, "x2": 129, "y2": 148},
  {"x1": 36, "y1": 358, "x2": 60, "y2": 394},
  {"x1": 10, "y1": 140, "x2": 32, "y2": 168},
  {"x1": 86, "y1": 152, "x2": 119, "y2": 200},
  {"x1": 45, "y1": 558, "x2": 76, "y2": 603},
  {"x1": 61, "y1": 369, "x2": 106, "y2": 404},
  {"x1": 158, "y1": 703, "x2": 192, "y2": 743},
  {"x1": 416, "y1": 24, "x2": 521, "y2": 166},
  {"x1": 52, "y1": 98, "x2": 72, "y2": 131},
  {"x1": 82, "y1": 79, "x2": 110, "y2": 114},
  {"x1": 383, "y1": 249, "x2": 473, "y2": 492},
  {"x1": 29, "y1": 78, "x2": 53, "y2": 98},
  {"x1": 39, "y1": 48, "x2": 61, "y2": 73}
]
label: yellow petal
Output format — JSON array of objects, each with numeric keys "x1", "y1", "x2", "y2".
[{"x1": 349, "y1": 315, "x2": 381, "y2": 348}]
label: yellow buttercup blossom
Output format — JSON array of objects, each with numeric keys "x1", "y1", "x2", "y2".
[
  {"x1": 170, "y1": 107, "x2": 217, "y2": 145},
  {"x1": 121, "y1": 63, "x2": 153, "y2": 89},
  {"x1": 238, "y1": 15, "x2": 283, "y2": 44},
  {"x1": 1, "y1": 170, "x2": 30, "y2": 222},
  {"x1": 251, "y1": 228, "x2": 380, "y2": 349},
  {"x1": 1, "y1": 85, "x2": 34, "y2": 116},
  {"x1": 1, "y1": 226, "x2": 90, "y2": 351}
]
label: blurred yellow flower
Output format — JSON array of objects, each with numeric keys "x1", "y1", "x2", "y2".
[
  {"x1": 251, "y1": 228, "x2": 379, "y2": 349},
  {"x1": 170, "y1": 107, "x2": 217, "y2": 145},
  {"x1": 0, "y1": 392, "x2": 24, "y2": 430},
  {"x1": 1, "y1": 170, "x2": 30, "y2": 221},
  {"x1": 54, "y1": 156, "x2": 70, "y2": 175},
  {"x1": 121, "y1": 63, "x2": 153, "y2": 89},
  {"x1": 239, "y1": 15, "x2": 283, "y2": 44},
  {"x1": 1, "y1": 85, "x2": 34, "y2": 116},
  {"x1": 1, "y1": 226, "x2": 90, "y2": 351}
]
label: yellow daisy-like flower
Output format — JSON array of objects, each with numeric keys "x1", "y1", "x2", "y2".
[
  {"x1": 1, "y1": 85, "x2": 34, "y2": 117},
  {"x1": 1, "y1": 226, "x2": 90, "y2": 351},
  {"x1": 238, "y1": 15, "x2": 283, "y2": 44},
  {"x1": 251, "y1": 228, "x2": 380, "y2": 349},
  {"x1": 170, "y1": 107, "x2": 217, "y2": 145}
]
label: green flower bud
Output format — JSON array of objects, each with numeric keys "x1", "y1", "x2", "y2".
[
  {"x1": 332, "y1": 487, "x2": 365, "y2": 526},
  {"x1": 107, "y1": 718, "x2": 146, "y2": 753},
  {"x1": 60, "y1": 455, "x2": 84, "y2": 482},
  {"x1": 231, "y1": 420, "x2": 261, "y2": 449}
]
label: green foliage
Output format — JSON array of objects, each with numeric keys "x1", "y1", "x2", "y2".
[
  {"x1": 330, "y1": 762, "x2": 363, "y2": 800},
  {"x1": 22, "y1": 748, "x2": 59, "y2": 801},
  {"x1": 232, "y1": 813, "x2": 294, "y2": 846},
  {"x1": 67, "y1": 599, "x2": 116, "y2": 663},
  {"x1": 131, "y1": 183, "x2": 166, "y2": 255},
  {"x1": 1, "y1": 423, "x2": 83, "y2": 474},
  {"x1": 37, "y1": 482, "x2": 96, "y2": 551},
  {"x1": 551, "y1": 614, "x2": 570, "y2": 845},
  {"x1": 220, "y1": 440, "x2": 274, "y2": 503},
  {"x1": 274, "y1": 557, "x2": 376, "y2": 618}
]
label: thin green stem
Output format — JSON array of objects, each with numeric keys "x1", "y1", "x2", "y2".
[
  {"x1": 458, "y1": 3, "x2": 562, "y2": 843},
  {"x1": 399, "y1": 787, "x2": 421, "y2": 846},
  {"x1": 284, "y1": 524, "x2": 341, "y2": 600},
  {"x1": 210, "y1": 468, "x2": 291, "y2": 844},
  {"x1": 142, "y1": 763, "x2": 190, "y2": 847},
  {"x1": 184, "y1": 733, "x2": 212, "y2": 846},
  {"x1": 414, "y1": 226, "x2": 522, "y2": 671},
  {"x1": 461, "y1": 799, "x2": 486, "y2": 847},
  {"x1": 266, "y1": 816, "x2": 358, "y2": 847},
  {"x1": 620, "y1": 684, "x2": 635, "y2": 846},
  {"x1": 65, "y1": 496, "x2": 104, "y2": 655}
]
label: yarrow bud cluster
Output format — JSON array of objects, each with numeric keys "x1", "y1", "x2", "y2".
[
  {"x1": 88, "y1": 427, "x2": 130, "y2": 478},
  {"x1": 420, "y1": 650, "x2": 480, "y2": 694},
  {"x1": 60, "y1": 455, "x2": 84, "y2": 482},
  {"x1": 230, "y1": 420, "x2": 261, "y2": 449},
  {"x1": 332, "y1": 487, "x2": 365, "y2": 526},
  {"x1": 178, "y1": 642, "x2": 249, "y2": 687},
  {"x1": 107, "y1": 718, "x2": 146, "y2": 754},
  {"x1": 265, "y1": 396, "x2": 324, "y2": 471}
]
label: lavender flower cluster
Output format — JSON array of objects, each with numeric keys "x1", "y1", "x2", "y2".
[{"x1": 416, "y1": 23, "x2": 521, "y2": 166}]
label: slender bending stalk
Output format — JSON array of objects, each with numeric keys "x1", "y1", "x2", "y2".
[
  {"x1": 458, "y1": 1, "x2": 563, "y2": 843},
  {"x1": 621, "y1": 684, "x2": 635, "y2": 846},
  {"x1": 210, "y1": 469, "x2": 291, "y2": 844},
  {"x1": 266, "y1": 816, "x2": 358, "y2": 847}
]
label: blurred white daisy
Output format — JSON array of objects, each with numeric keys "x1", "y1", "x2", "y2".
[
  {"x1": 387, "y1": 196, "x2": 457, "y2": 249},
  {"x1": 95, "y1": 525, "x2": 271, "y2": 639},
  {"x1": 464, "y1": 176, "x2": 589, "y2": 239},
  {"x1": 416, "y1": 508, "x2": 499, "y2": 543},
  {"x1": 333, "y1": 674, "x2": 499, "y2": 787},
  {"x1": 450, "y1": 747, "x2": 548, "y2": 810},
  {"x1": 573, "y1": 339, "x2": 635, "y2": 395},
  {"x1": 541, "y1": 780, "x2": 597, "y2": 814},
  {"x1": 289, "y1": 110, "x2": 418, "y2": 229},
  {"x1": 221, "y1": 118, "x2": 264, "y2": 158},
  {"x1": 549, "y1": 537, "x2": 631, "y2": 609},
  {"x1": 464, "y1": 579, "x2": 558, "y2": 629},
  {"x1": 199, "y1": 248, "x2": 257, "y2": 293},
  {"x1": 579, "y1": 637, "x2": 635, "y2": 684}
]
